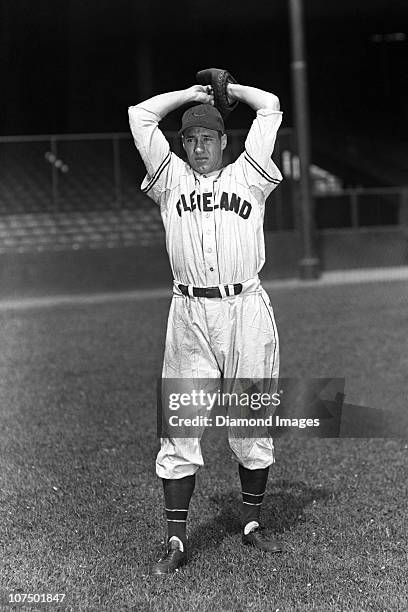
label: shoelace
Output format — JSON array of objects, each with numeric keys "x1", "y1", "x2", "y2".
[{"x1": 159, "y1": 544, "x2": 183, "y2": 562}]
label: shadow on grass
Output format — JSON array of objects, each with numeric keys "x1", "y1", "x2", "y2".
[{"x1": 189, "y1": 479, "x2": 330, "y2": 553}]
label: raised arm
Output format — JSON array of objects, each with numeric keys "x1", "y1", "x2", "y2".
[
  {"x1": 130, "y1": 85, "x2": 214, "y2": 120},
  {"x1": 226, "y1": 83, "x2": 280, "y2": 112},
  {"x1": 228, "y1": 82, "x2": 283, "y2": 195},
  {"x1": 128, "y1": 85, "x2": 215, "y2": 203}
]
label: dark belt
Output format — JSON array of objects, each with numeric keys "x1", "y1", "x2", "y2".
[{"x1": 178, "y1": 283, "x2": 243, "y2": 298}]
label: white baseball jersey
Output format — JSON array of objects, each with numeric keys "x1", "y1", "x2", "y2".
[{"x1": 128, "y1": 106, "x2": 283, "y2": 286}]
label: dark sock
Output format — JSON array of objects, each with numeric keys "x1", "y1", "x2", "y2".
[
  {"x1": 239, "y1": 464, "x2": 269, "y2": 530},
  {"x1": 162, "y1": 474, "x2": 196, "y2": 547}
]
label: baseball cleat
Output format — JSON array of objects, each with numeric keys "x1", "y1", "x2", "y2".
[
  {"x1": 150, "y1": 539, "x2": 187, "y2": 575},
  {"x1": 242, "y1": 527, "x2": 284, "y2": 553}
]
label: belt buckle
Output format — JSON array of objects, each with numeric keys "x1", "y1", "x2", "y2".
[{"x1": 218, "y1": 284, "x2": 228, "y2": 299}]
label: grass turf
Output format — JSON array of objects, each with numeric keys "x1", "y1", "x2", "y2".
[{"x1": 0, "y1": 280, "x2": 407, "y2": 611}]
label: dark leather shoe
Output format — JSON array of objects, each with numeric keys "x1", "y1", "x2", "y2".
[
  {"x1": 242, "y1": 527, "x2": 284, "y2": 553},
  {"x1": 150, "y1": 539, "x2": 187, "y2": 575}
]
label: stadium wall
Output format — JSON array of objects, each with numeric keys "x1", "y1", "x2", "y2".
[{"x1": 0, "y1": 227, "x2": 406, "y2": 299}]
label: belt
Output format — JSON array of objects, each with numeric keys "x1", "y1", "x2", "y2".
[{"x1": 178, "y1": 283, "x2": 243, "y2": 298}]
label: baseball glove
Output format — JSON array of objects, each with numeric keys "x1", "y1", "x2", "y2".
[{"x1": 196, "y1": 68, "x2": 239, "y2": 119}]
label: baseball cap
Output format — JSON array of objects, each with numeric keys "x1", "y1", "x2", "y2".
[{"x1": 179, "y1": 104, "x2": 225, "y2": 134}]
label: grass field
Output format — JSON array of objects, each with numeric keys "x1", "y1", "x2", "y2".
[{"x1": 0, "y1": 279, "x2": 407, "y2": 611}]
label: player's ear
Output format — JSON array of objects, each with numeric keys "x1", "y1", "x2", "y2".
[
  {"x1": 181, "y1": 136, "x2": 186, "y2": 151},
  {"x1": 221, "y1": 133, "x2": 227, "y2": 151}
]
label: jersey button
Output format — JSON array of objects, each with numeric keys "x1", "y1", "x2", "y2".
[
  {"x1": 210, "y1": 267, "x2": 214, "y2": 272},
  {"x1": 205, "y1": 213, "x2": 210, "y2": 218},
  {"x1": 207, "y1": 248, "x2": 212, "y2": 253}
]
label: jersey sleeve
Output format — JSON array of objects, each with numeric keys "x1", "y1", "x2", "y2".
[
  {"x1": 235, "y1": 109, "x2": 283, "y2": 197},
  {"x1": 128, "y1": 105, "x2": 181, "y2": 205}
]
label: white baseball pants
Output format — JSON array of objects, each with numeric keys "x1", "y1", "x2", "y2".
[{"x1": 156, "y1": 276, "x2": 279, "y2": 479}]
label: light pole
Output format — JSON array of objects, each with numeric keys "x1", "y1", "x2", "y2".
[{"x1": 289, "y1": 0, "x2": 320, "y2": 279}]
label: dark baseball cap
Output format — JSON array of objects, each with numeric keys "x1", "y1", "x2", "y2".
[{"x1": 179, "y1": 104, "x2": 225, "y2": 134}]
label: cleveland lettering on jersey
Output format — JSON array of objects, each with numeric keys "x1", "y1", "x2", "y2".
[{"x1": 176, "y1": 190, "x2": 252, "y2": 220}]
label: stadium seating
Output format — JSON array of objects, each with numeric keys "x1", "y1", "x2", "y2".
[
  {"x1": 0, "y1": 209, "x2": 164, "y2": 253},
  {"x1": 0, "y1": 137, "x2": 166, "y2": 251}
]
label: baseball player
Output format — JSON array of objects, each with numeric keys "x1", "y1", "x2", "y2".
[{"x1": 128, "y1": 68, "x2": 284, "y2": 575}]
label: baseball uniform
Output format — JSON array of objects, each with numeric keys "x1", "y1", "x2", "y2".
[{"x1": 128, "y1": 104, "x2": 283, "y2": 479}]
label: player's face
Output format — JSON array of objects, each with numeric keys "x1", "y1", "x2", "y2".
[{"x1": 182, "y1": 127, "x2": 227, "y2": 174}]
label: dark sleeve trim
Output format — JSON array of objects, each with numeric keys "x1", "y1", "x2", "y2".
[
  {"x1": 142, "y1": 151, "x2": 171, "y2": 193},
  {"x1": 244, "y1": 150, "x2": 281, "y2": 184}
]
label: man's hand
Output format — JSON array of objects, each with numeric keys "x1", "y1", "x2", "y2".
[
  {"x1": 186, "y1": 85, "x2": 214, "y2": 106},
  {"x1": 196, "y1": 69, "x2": 238, "y2": 118},
  {"x1": 131, "y1": 86, "x2": 214, "y2": 121}
]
